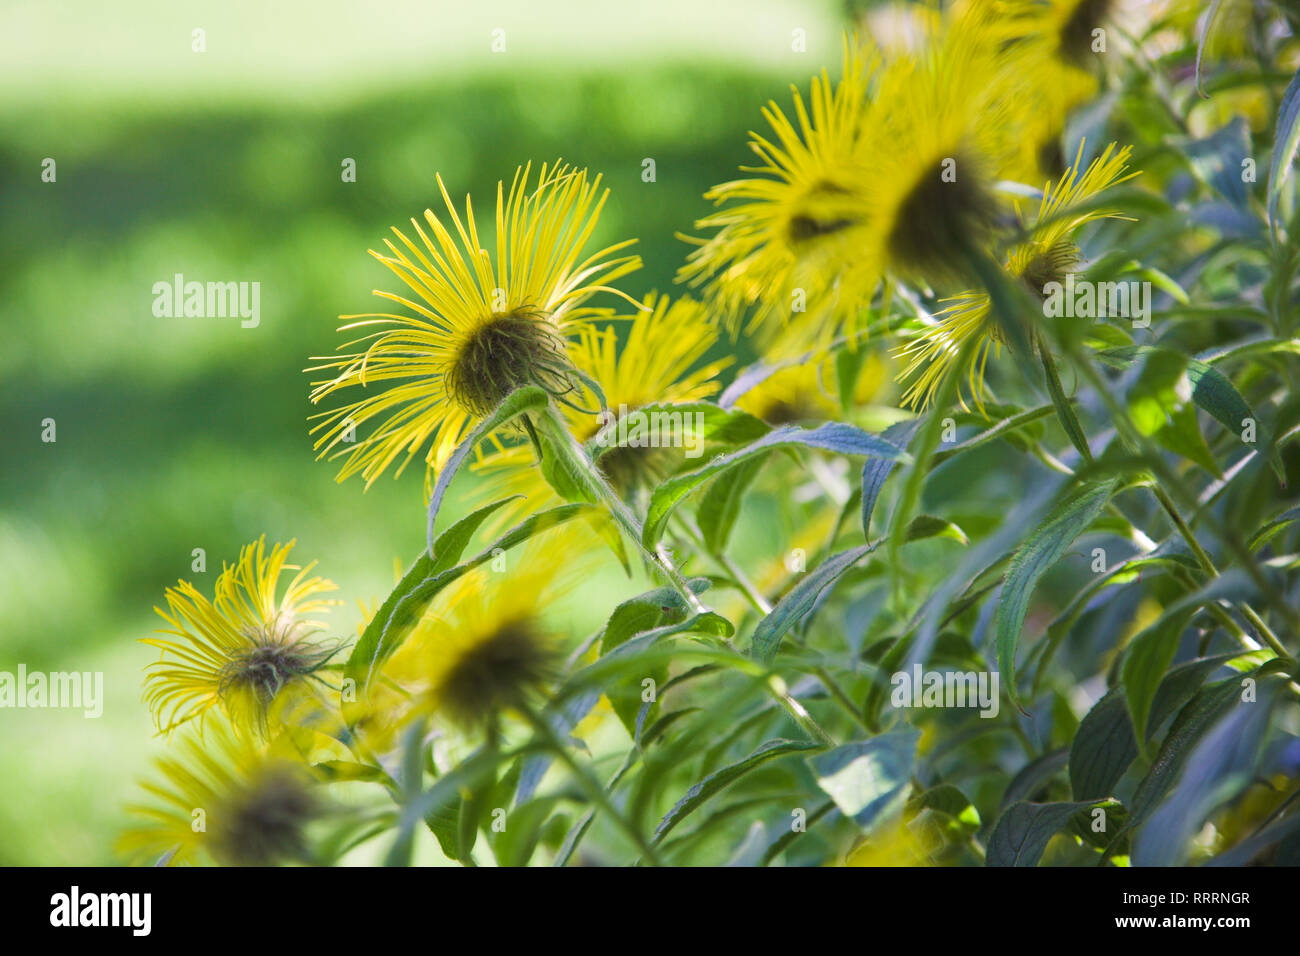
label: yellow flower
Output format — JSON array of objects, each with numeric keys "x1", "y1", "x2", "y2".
[
  {"x1": 855, "y1": 12, "x2": 1032, "y2": 290},
  {"x1": 678, "y1": 39, "x2": 880, "y2": 351},
  {"x1": 143, "y1": 537, "x2": 341, "y2": 736},
  {"x1": 118, "y1": 716, "x2": 323, "y2": 866},
  {"x1": 308, "y1": 160, "x2": 641, "y2": 489},
  {"x1": 894, "y1": 141, "x2": 1136, "y2": 410},
  {"x1": 973, "y1": 0, "x2": 1143, "y2": 176},
  {"x1": 380, "y1": 557, "x2": 574, "y2": 734},
  {"x1": 471, "y1": 293, "x2": 729, "y2": 520}
]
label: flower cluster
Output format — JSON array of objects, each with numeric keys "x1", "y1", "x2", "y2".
[{"x1": 121, "y1": 0, "x2": 1299, "y2": 868}]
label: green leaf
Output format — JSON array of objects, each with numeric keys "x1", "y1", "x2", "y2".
[
  {"x1": 986, "y1": 801, "x2": 1097, "y2": 867},
  {"x1": 345, "y1": 503, "x2": 593, "y2": 695},
  {"x1": 697, "y1": 454, "x2": 768, "y2": 554},
  {"x1": 426, "y1": 386, "x2": 549, "y2": 556},
  {"x1": 597, "y1": 579, "x2": 713, "y2": 733},
  {"x1": 1070, "y1": 689, "x2": 1137, "y2": 802},
  {"x1": 1001, "y1": 748, "x2": 1069, "y2": 809},
  {"x1": 1040, "y1": 350, "x2": 1092, "y2": 462},
  {"x1": 587, "y1": 401, "x2": 770, "y2": 462},
  {"x1": 1194, "y1": 0, "x2": 1226, "y2": 98},
  {"x1": 750, "y1": 544, "x2": 873, "y2": 662},
  {"x1": 809, "y1": 730, "x2": 919, "y2": 831},
  {"x1": 1121, "y1": 610, "x2": 1195, "y2": 752},
  {"x1": 904, "y1": 514, "x2": 969, "y2": 546},
  {"x1": 928, "y1": 405, "x2": 1055, "y2": 467},
  {"x1": 861, "y1": 419, "x2": 921, "y2": 539},
  {"x1": 428, "y1": 496, "x2": 522, "y2": 574},
  {"x1": 907, "y1": 783, "x2": 981, "y2": 834},
  {"x1": 1133, "y1": 676, "x2": 1281, "y2": 865},
  {"x1": 643, "y1": 422, "x2": 908, "y2": 548},
  {"x1": 1267, "y1": 64, "x2": 1300, "y2": 234},
  {"x1": 1250, "y1": 504, "x2": 1300, "y2": 551},
  {"x1": 1100, "y1": 345, "x2": 1283, "y2": 481},
  {"x1": 1070, "y1": 654, "x2": 1245, "y2": 803},
  {"x1": 995, "y1": 480, "x2": 1116, "y2": 707},
  {"x1": 1128, "y1": 673, "x2": 1254, "y2": 826},
  {"x1": 653, "y1": 738, "x2": 822, "y2": 842},
  {"x1": 1156, "y1": 404, "x2": 1222, "y2": 478}
]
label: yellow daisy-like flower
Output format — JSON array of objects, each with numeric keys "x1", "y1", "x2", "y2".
[
  {"x1": 379, "y1": 556, "x2": 576, "y2": 734},
  {"x1": 471, "y1": 293, "x2": 730, "y2": 522},
  {"x1": 677, "y1": 39, "x2": 879, "y2": 351},
  {"x1": 856, "y1": 11, "x2": 1033, "y2": 291},
  {"x1": 894, "y1": 141, "x2": 1136, "y2": 410},
  {"x1": 143, "y1": 537, "x2": 341, "y2": 736},
  {"x1": 118, "y1": 716, "x2": 323, "y2": 866},
  {"x1": 308, "y1": 160, "x2": 641, "y2": 489},
  {"x1": 973, "y1": 0, "x2": 1141, "y2": 177}
]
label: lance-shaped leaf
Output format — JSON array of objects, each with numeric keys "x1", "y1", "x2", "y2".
[
  {"x1": 587, "y1": 401, "x2": 769, "y2": 462},
  {"x1": 809, "y1": 729, "x2": 919, "y2": 831},
  {"x1": 426, "y1": 385, "x2": 549, "y2": 556},
  {"x1": 861, "y1": 419, "x2": 921, "y2": 540},
  {"x1": 987, "y1": 801, "x2": 1098, "y2": 867},
  {"x1": 653, "y1": 738, "x2": 822, "y2": 842},
  {"x1": 346, "y1": 502, "x2": 593, "y2": 695},
  {"x1": 995, "y1": 479, "x2": 1116, "y2": 706},
  {"x1": 643, "y1": 422, "x2": 908, "y2": 548},
  {"x1": 750, "y1": 544, "x2": 873, "y2": 662},
  {"x1": 1268, "y1": 64, "x2": 1300, "y2": 234}
]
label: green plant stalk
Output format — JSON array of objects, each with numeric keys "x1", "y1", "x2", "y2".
[
  {"x1": 536, "y1": 403, "x2": 709, "y2": 616},
  {"x1": 767, "y1": 677, "x2": 838, "y2": 747},
  {"x1": 673, "y1": 515, "x2": 773, "y2": 615},
  {"x1": 1062, "y1": 342, "x2": 1298, "y2": 654},
  {"x1": 518, "y1": 705, "x2": 664, "y2": 866},
  {"x1": 1039, "y1": 347, "x2": 1094, "y2": 464}
]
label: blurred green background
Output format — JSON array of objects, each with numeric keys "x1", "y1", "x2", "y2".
[{"x1": 0, "y1": 0, "x2": 846, "y2": 864}]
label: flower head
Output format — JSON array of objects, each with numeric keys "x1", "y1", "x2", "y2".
[
  {"x1": 678, "y1": 39, "x2": 879, "y2": 351},
  {"x1": 309, "y1": 161, "x2": 640, "y2": 488},
  {"x1": 144, "y1": 537, "x2": 341, "y2": 736},
  {"x1": 894, "y1": 141, "x2": 1136, "y2": 410},
  {"x1": 472, "y1": 293, "x2": 729, "y2": 519},
  {"x1": 383, "y1": 559, "x2": 571, "y2": 733},
  {"x1": 856, "y1": 13, "x2": 1031, "y2": 289},
  {"x1": 118, "y1": 716, "x2": 323, "y2": 866}
]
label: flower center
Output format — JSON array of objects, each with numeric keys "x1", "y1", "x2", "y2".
[
  {"x1": 435, "y1": 619, "x2": 556, "y2": 727},
  {"x1": 887, "y1": 152, "x2": 995, "y2": 282},
  {"x1": 1060, "y1": 0, "x2": 1112, "y2": 66},
  {"x1": 787, "y1": 180, "x2": 861, "y2": 245},
  {"x1": 219, "y1": 638, "x2": 336, "y2": 717},
  {"x1": 1019, "y1": 241, "x2": 1080, "y2": 298},
  {"x1": 214, "y1": 766, "x2": 318, "y2": 866},
  {"x1": 445, "y1": 308, "x2": 572, "y2": 417}
]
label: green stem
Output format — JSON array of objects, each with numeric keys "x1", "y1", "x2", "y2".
[
  {"x1": 519, "y1": 705, "x2": 664, "y2": 866},
  {"x1": 536, "y1": 403, "x2": 709, "y2": 615},
  {"x1": 1039, "y1": 347, "x2": 1093, "y2": 464},
  {"x1": 1064, "y1": 344, "x2": 1298, "y2": 651},
  {"x1": 814, "y1": 666, "x2": 872, "y2": 733}
]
